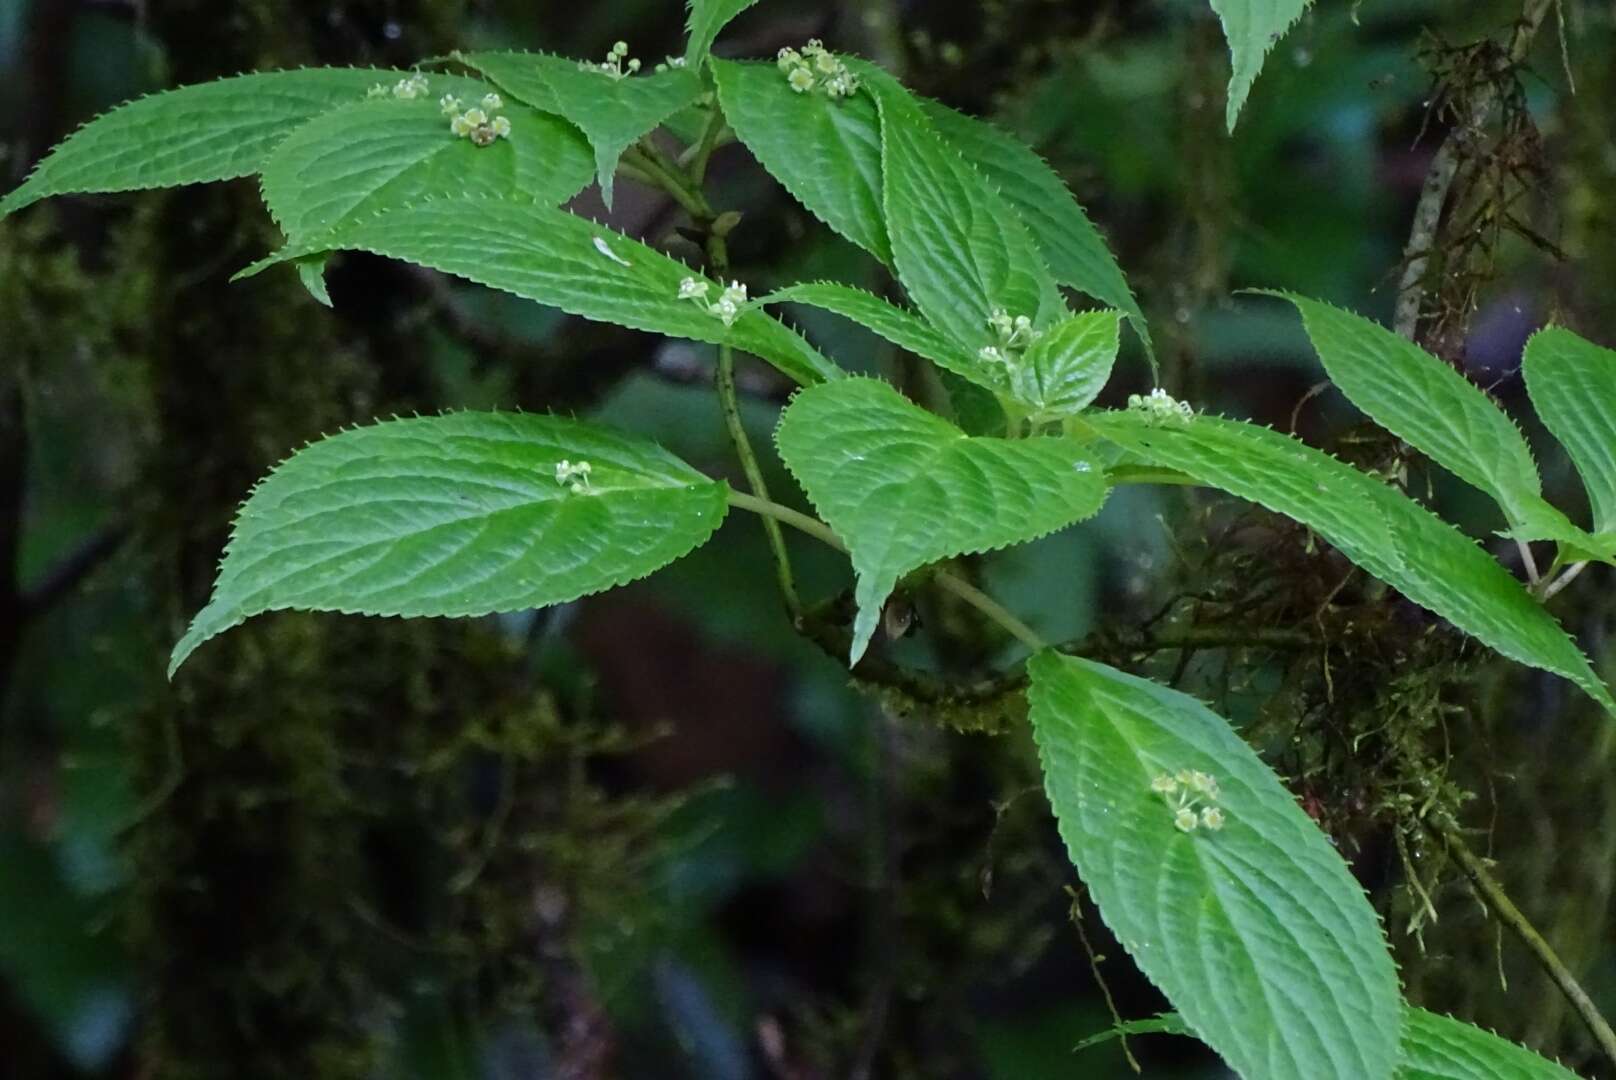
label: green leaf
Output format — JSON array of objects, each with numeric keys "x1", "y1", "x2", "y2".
[
  {"x1": 255, "y1": 194, "x2": 840, "y2": 387},
  {"x1": 258, "y1": 77, "x2": 593, "y2": 242},
  {"x1": 1017, "y1": 310, "x2": 1122, "y2": 420},
  {"x1": 856, "y1": 62, "x2": 1068, "y2": 355},
  {"x1": 1074, "y1": 1013, "x2": 1197, "y2": 1052},
  {"x1": 685, "y1": 0, "x2": 759, "y2": 68},
  {"x1": 1211, "y1": 0, "x2": 1313, "y2": 131},
  {"x1": 1397, "y1": 1008, "x2": 1584, "y2": 1080},
  {"x1": 915, "y1": 99, "x2": 1151, "y2": 361},
  {"x1": 170, "y1": 411, "x2": 728, "y2": 676},
  {"x1": 1089, "y1": 412, "x2": 1615, "y2": 714},
  {"x1": 456, "y1": 52, "x2": 703, "y2": 207},
  {"x1": 1027, "y1": 652, "x2": 1402, "y2": 1080},
  {"x1": 711, "y1": 59, "x2": 891, "y2": 265},
  {"x1": 776, "y1": 377, "x2": 1107, "y2": 663},
  {"x1": 1072, "y1": 1006, "x2": 1588, "y2": 1078},
  {"x1": 1268, "y1": 294, "x2": 1548, "y2": 532},
  {"x1": 1, "y1": 67, "x2": 395, "y2": 218},
  {"x1": 1524, "y1": 326, "x2": 1616, "y2": 538},
  {"x1": 760, "y1": 281, "x2": 993, "y2": 386}
]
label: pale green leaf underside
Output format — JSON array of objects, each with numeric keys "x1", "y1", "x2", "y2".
[
  {"x1": 1075, "y1": 1007, "x2": 1584, "y2": 1078},
  {"x1": 776, "y1": 378, "x2": 1107, "y2": 663},
  {"x1": 710, "y1": 59, "x2": 891, "y2": 265},
  {"x1": 760, "y1": 282, "x2": 998, "y2": 388},
  {"x1": 1, "y1": 67, "x2": 393, "y2": 218},
  {"x1": 1089, "y1": 413, "x2": 1613, "y2": 713},
  {"x1": 457, "y1": 51, "x2": 703, "y2": 207},
  {"x1": 685, "y1": 0, "x2": 759, "y2": 67},
  {"x1": 858, "y1": 61, "x2": 1068, "y2": 353},
  {"x1": 258, "y1": 76, "x2": 593, "y2": 241},
  {"x1": 1211, "y1": 0, "x2": 1313, "y2": 131},
  {"x1": 1273, "y1": 293, "x2": 1547, "y2": 530},
  {"x1": 258, "y1": 194, "x2": 839, "y2": 387},
  {"x1": 171, "y1": 411, "x2": 728, "y2": 676},
  {"x1": 916, "y1": 98, "x2": 1151, "y2": 360},
  {"x1": 1398, "y1": 1009, "x2": 1584, "y2": 1080},
  {"x1": 1524, "y1": 326, "x2": 1616, "y2": 538},
  {"x1": 1027, "y1": 653, "x2": 1402, "y2": 1080}
]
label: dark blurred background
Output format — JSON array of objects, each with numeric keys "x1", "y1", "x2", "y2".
[{"x1": 2, "y1": 1, "x2": 1615, "y2": 1077}]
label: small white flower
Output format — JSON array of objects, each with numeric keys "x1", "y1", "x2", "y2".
[
  {"x1": 1151, "y1": 774, "x2": 1179, "y2": 794},
  {"x1": 787, "y1": 67, "x2": 816, "y2": 93},
  {"x1": 1174, "y1": 808, "x2": 1199, "y2": 833},
  {"x1": 978, "y1": 345, "x2": 1009, "y2": 366},
  {"x1": 393, "y1": 73, "x2": 430, "y2": 100},
  {"x1": 481, "y1": 92, "x2": 503, "y2": 111},
  {"x1": 718, "y1": 281, "x2": 748, "y2": 307},
  {"x1": 777, "y1": 47, "x2": 802, "y2": 71},
  {"x1": 489, "y1": 115, "x2": 511, "y2": 138},
  {"x1": 678, "y1": 277, "x2": 711, "y2": 300},
  {"x1": 450, "y1": 113, "x2": 474, "y2": 137},
  {"x1": 555, "y1": 460, "x2": 593, "y2": 490},
  {"x1": 1200, "y1": 807, "x2": 1226, "y2": 831},
  {"x1": 988, "y1": 309, "x2": 1015, "y2": 338},
  {"x1": 367, "y1": 83, "x2": 390, "y2": 99},
  {"x1": 813, "y1": 50, "x2": 842, "y2": 75},
  {"x1": 439, "y1": 94, "x2": 463, "y2": 116},
  {"x1": 1129, "y1": 387, "x2": 1195, "y2": 427},
  {"x1": 1189, "y1": 771, "x2": 1220, "y2": 798}
]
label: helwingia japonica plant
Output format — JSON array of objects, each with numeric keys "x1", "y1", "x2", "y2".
[{"x1": 7, "y1": 0, "x2": 1614, "y2": 1075}]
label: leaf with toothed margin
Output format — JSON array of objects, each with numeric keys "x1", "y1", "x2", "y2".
[
  {"x1": 760, "y1": 281, "x2": 1004, "y2": 389},
  {"x1": 1264, "y1": 292, "x2": 1559, "y2": 536},
  {"x1": 1089, "y1": 412, "x2": 1615, "y2": 715},
  {"x1": 775, "y1": 377, "x2": 1107, "y2": 664},
  {"x1": 169, "y1": 411, "x2": 729, "y2": 677},
  {"x1": 0, "y1": 67, "x2": 399, "y2": 218},
  {"x1": 855, "y1": 61, "x2": 1069, "y2": 356},
  {"x1": 684, "y1": 0, "x2": 759, "y2": 67},
  {"x1": 1397, "y1": 1008, "x2": 1586, "y2": 1080},
  {"x1": 1027, "y1": 652, "x2": 1402, "y2": 1080},
  {"x1": 244, "y1": 194, "x2": 841, "y2": 387},
  {"x1": 711, "y1": 59, "x2": 891, "y2": 265},
  {"x1": 1075, "y1": 1007, "x2": 1587, "y2": 1078},
  {"x1": 1212, "y1": 0, "x2": 1314, "y2": 131},
  {"x1": 1525, "y1": 327, "x2": 1616, "y2": 542},
  {"x1": 1017, "y1": 309, "x2": 1122, "y2": 419},
  {"x1": 915, "y1": 98, "x2": 1152, "y2": 363},
  {"x1": 454, "y1": 51, "x2": 703, "y2": 208},
  {"x1": 258, "y1": 75, "x2": 593, "y2": 242}
]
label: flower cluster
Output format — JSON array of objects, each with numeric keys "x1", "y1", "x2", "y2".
[
  {"x1": 678, "y1": 277, "x2": 748, "y2": 326},
  {"x1": 977, "y1": 308, "x2": 1042, "y2": 369},
  {"x1": 446, "y1": 94, "x2": 512, "y2": 146},
  {"x1": 1127, "y1": 387, "x2": 1195, "y2": 427},
  {"x1": 777, "y1": 40, "x2": 860, "y2": 99},
  {"x1": 1151, "y1": 769, "x2": 1225, "y2": 833},
  {"x1": 554, "y1": 459, "x2": 593, "y2": 493},
  {"x1": 581, "y1": 40, "x2": 641, "y2": 79},
  {"x1": 652, "y1": 56, "x2": 688, "y2": 74},
  {"x1": 368, "y1": 73, "x2": 431, "y2": 100}
]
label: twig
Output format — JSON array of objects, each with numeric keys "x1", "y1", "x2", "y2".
[
  {"x1": 1539, "y1": 560, "x2": 1588, "y2": 601},
  {"x1": 1431, "y1": 817, "x2": 1616, "y2": 1070},
  {"x1": 19, "y1": 522, "x2": 129, "y2": 621},
  {"x1": 1393, "y1": 0, "x2": 1557, "y2": 341},
  {"x1": 933, "y1": 570, "x2": 1048, "y2": 652}
]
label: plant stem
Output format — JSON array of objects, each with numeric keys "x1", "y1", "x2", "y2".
[
  {"x1": 1393, "y1": 0, "x2": 1557, "y2": 340},
  {"x1": 726, "y1": 490, "x2": 847, "y2": 552},
  {"x1": 1540, "y1": 560, "x2": 1589, "y2": 601},
  {"x1": 1432, "y1": 818, "x2": 1616, "y2": 1070},
  {"x1": 626, "y1": 136, "x2": 804, "y2": 621},
  {"x1": 932, "y1": 570, "x2": 1048, "y2": 652},
  {"x1": 726, "y1": 491, "x2": 1048, "y2": 652}
]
